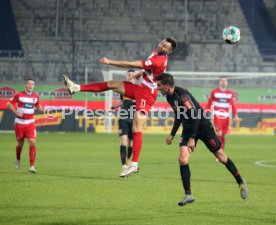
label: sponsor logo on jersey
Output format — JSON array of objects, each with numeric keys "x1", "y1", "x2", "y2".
[
  {"x1": 145, "y1": 60, "x2": 152, "y2": 66},
  {"x1": 24, "y1": 103, "x2": 34, "y2": 108}
]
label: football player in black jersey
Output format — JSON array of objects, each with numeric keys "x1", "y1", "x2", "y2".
[
  {"x1": 156, "y1": 73, "x2": 249, "y2": 206},
  {"x1": 111, "y1": 69, "x2": 136, "y2": 176}
]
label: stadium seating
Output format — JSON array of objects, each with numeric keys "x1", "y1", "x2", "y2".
[
  {"x1": 239, "y1": 0, "x2": 276, "y2": 59},
  {"x1": 0, "y1": 0, "x2": 275, "y2": 83}
]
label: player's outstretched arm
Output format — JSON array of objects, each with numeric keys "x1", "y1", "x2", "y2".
[{"x1": 100, "y1": 57, "x2": 143, "y2": 69}]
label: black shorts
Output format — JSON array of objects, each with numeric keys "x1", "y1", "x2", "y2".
[
  {"x1": 179, "y1": 121, "x2": 221, "y2": 153},
  {"x1": 118, "y1": 119, "x2": 133, "y2": 140}
]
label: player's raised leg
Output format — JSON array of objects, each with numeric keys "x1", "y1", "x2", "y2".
[
  {"x1": 63, "y1": 74, "x2": 125, "y2": 96},
  {"x1": 215, "y1": 149, "x2": 249, "y2": 199},
  {"x1": 216, "y1": 130, "x2": 225, "y2": 150}
]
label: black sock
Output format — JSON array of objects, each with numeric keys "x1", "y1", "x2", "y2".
[
  {"x1": 127, "y1": 146, "x2": 132, "y2": 160},
  {"x1": 120, "y1": 145, "x2": 127, "y2": 165},
  {"x1": 223, "y1": 158, "x2": 243, "y2": 184},
  {"x1": 180, "y1": 164, "x2": 192, "y2": 195}
]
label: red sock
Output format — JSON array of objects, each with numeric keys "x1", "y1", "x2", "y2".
[
  {"x1": 132, "y1": 132, "x2": 142, "y2": 162},
  {"x1": 29, "y1": 146, "x2": 36, "y2": 167},
  {"x1": 218, "y1": 136, "x2": 225, "y2": 150},
  {"x1": 80, "y1": 82, "x2": 109, "y2": 92},
  {"x1": 16, "y1": 146, "x2": 23, "y2": 160}
]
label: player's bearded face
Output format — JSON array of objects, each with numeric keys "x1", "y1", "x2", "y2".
[
  {"x1": 156, "y1": 40, "x2": 172, "y2": 54},
  {"x1": 25, "y1": 81, "x2": 35, "y2": 92}
]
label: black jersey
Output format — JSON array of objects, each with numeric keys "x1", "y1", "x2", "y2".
[
  {"x1": 118, "y1": 95, "x2": 136, "y2": 121},
  {"x1": 166, "y1": 86, "x2": 210, "y2": 138}
]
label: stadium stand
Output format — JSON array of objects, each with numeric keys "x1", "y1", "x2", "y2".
[
  {"x1": 0, "y1": 0, "x2": 275, "y2": 83},
  {"x1": 0, "y1": 0, "x2": 22, "y2": 54},
  {"x1": 239, "y1": 0, "x2": 276, "y2": 59}
]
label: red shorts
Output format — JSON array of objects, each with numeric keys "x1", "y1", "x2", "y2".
[
  {"x1": 15, "y1": 123, "x2": 37, "y2": 142},
  {"x1": 214, "y1": 116, "x2": 229, "y2": 135},
  {"x1": 124, "y1": 82, "x2": 158, "y2": 113}
]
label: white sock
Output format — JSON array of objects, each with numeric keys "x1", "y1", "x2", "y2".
[
  {"x1": 131, "y1": 162, "x2": 138, "y2": 167},
  {"x1": 75, "y1": 84, "x2": 80, "y2": 92}
]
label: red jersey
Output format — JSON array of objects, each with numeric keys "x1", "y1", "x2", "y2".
[
  {"x1": 205, "y1": 88, "x2": 237, "y2": 118},
  {"x1": 9, "y1": 91, "x2": 40, "y2": 124},
  {"x1": 141, "y1": 50, "x2": 168, "y2": 89}
]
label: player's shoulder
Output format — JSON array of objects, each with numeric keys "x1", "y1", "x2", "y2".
[
  {"x1": 15, "y1": 91, "x2": 26, "y2": 97},
  {"x1": 226, "y1": 89, "x2": 234, "y2": 94},
  {"x1": 32, "y1": 92, "x2": 40, "y2": 97},
  {"x1": 212, "y1": 88, "x2": 221, "y2": 93},
  {"x1": 150, "y1": 53, "x2": 168, "y2": 62},
  {"x1": 175, "y1": 86, "x2": 189, "y2": 95}
]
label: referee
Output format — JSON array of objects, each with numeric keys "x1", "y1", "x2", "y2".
[{"x1": 156, "y1": 73, "x2": 249, "y2": 206}]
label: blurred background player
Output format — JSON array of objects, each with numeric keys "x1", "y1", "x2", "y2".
[
  {"x1": 111, "y1": 69, "x2": 136, "y2": 176},
  {"x1": 205, "y1": 76, "x2": 239, "y2": 150},
  {"x1": 156, "y1": 73, "x2": 248, "y2": 206},
  {"x1": 6, "y1": 78, "x2": 44, "y2": 173},
  {"x1": 63, "y1": 37, "x2": 177, "y2": 177}
]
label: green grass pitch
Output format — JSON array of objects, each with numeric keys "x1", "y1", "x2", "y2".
[{"x1": 0, "y1": 133, "x2": 276, "y2": 225}]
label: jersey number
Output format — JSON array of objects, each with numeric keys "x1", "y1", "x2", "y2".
[{"x1": 140, "y1": 99, "x2": 146, "y2": 107}]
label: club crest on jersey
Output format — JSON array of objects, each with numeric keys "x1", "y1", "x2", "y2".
[
  {"x1": 182, "y1": 98, "x2": 192, "y2": 110},
  {"x1": 33, "y1": 98, "x2": 36, "y2": 102}
]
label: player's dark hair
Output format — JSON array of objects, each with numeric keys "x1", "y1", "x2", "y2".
[
  {"x1": 165, "y1": 37, "x2": 177, "y2": 50},
  {"x1": 25, "y1": 77, "x2": 35, "y2": 83},
  {"x1": 219, "y1": 76, "x2": 228, "y2": 80},
  {"x1": 156, "y1": 73, "x2": 175, "y2": 87},
  {"x1": 127, "y1": 69, "x2": 135, "y2": 73}
]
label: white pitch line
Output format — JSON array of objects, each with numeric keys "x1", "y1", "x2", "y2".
[{"x1": 255, "y1": 160, "x2": 276, "y2": 168}]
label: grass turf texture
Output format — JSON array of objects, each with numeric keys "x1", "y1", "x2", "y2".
[{"x1": 0, "y1": 133, "x2": 276, "y2": 225}]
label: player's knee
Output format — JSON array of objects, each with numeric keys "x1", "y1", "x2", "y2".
[
  {"x1": 17, "y1": 141, "x2": 24, "y2": 147},
  {"x1": 30, "y1": 142, "x2": 36, "y2": 147},
  {"x1": 179, "y1": 156, "x2": 189, "y2": 165},
  {"x1": 107, "y1": 80, "x2": 122, "y2": 89},
  {"x1": 107, "y1": 81, "x2": 115, "y2": 88},
  {"x1": 215, "y1": 149, "x2": 227, "y2": 163},
  {"x1": 132, "y1": 121, "x2": 144, "y2": 132},
  {"x1": 28, "y1": 139, "x2": 36, "y2": 147},
  {"x1": 120, "y1": 135, "x2": 128, "y2": 145}
]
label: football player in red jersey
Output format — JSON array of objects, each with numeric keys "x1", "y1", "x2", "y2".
[
  {"x1": 63, "y1": 37, "x2": 176, "y2": 177},
  {"x1": 7, "y1": 78, "x2": 44, "y2": 173},
  {"x1": 205, "y1": 76, "x2": 239, "y2": 150}
]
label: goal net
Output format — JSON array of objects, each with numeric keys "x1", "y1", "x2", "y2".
[{"x1": 102, "y1": 70, "x2": 276, "y2": 135}]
